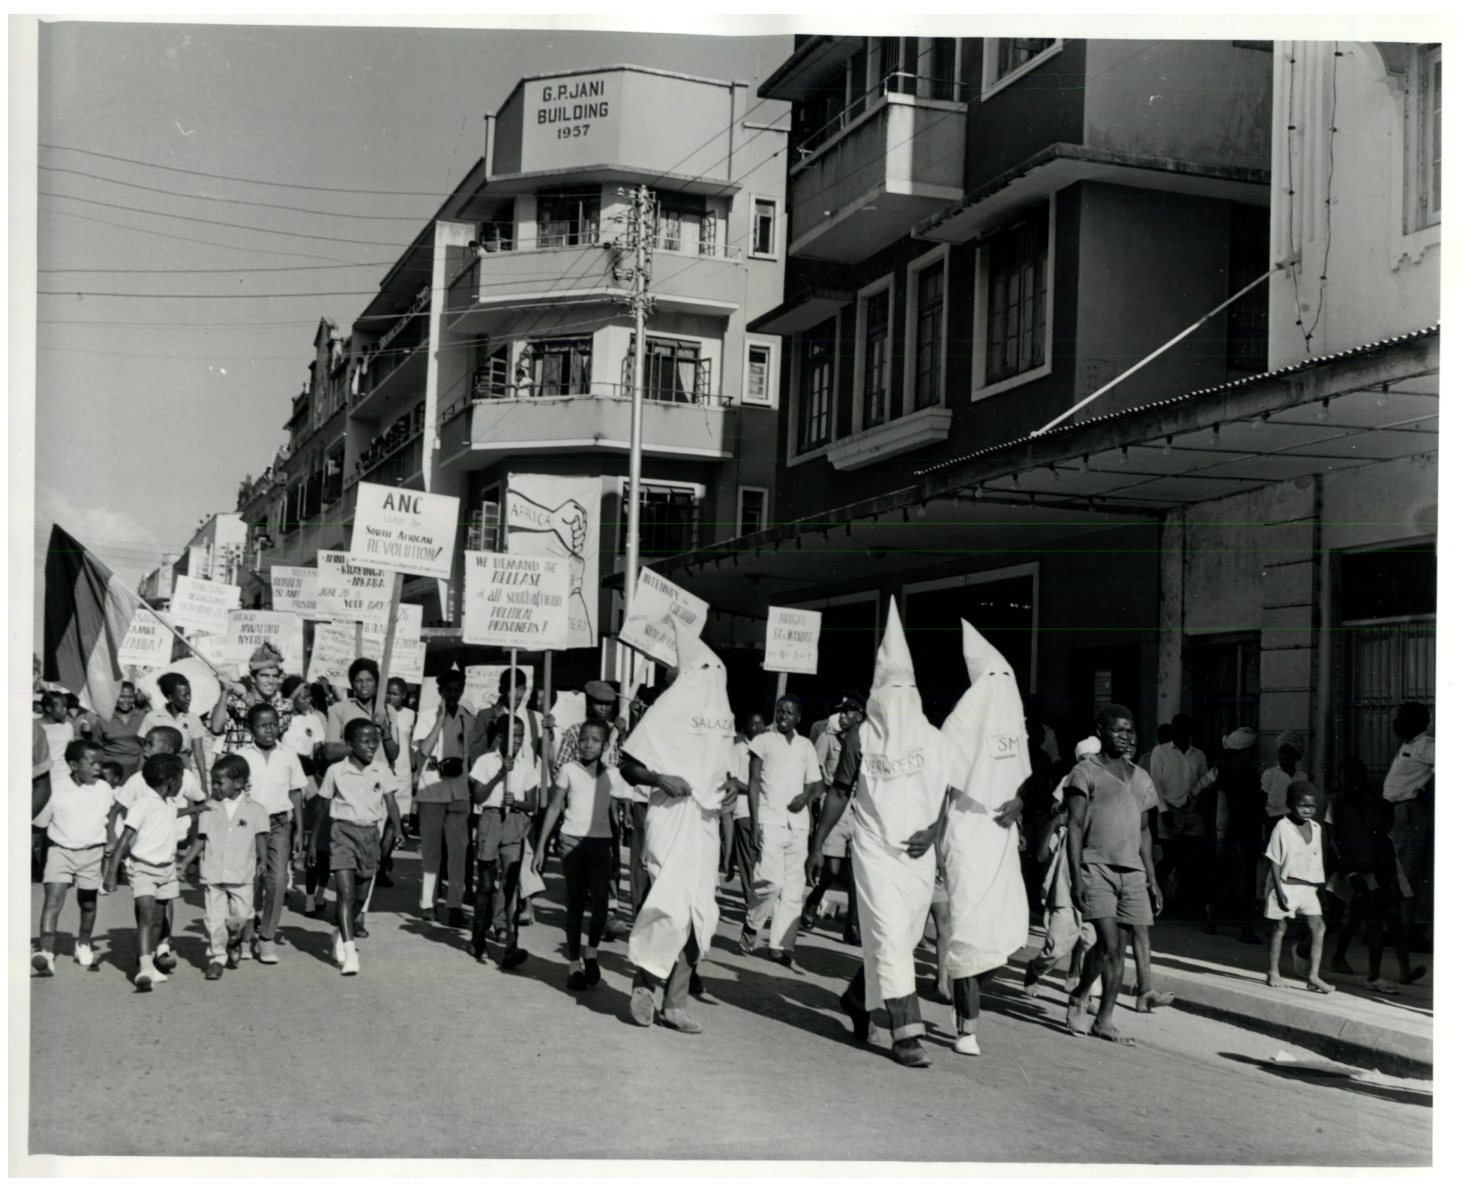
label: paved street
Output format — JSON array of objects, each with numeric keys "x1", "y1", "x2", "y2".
[{"x1": 27, "y1": 846, "x2": 1430, "y2": 1165}]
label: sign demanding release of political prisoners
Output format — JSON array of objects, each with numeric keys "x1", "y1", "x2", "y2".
[
  {"x1": 168, "y1": 574, "x2": 241, "y2": 637},
  {"x1": 462, "y1": 552, "x2": 570, "y2": 652},
  {"x1": 763, "y1": 606, "x2": 823, "y2": 675},
  {"x1": 317, "y1": 551, "x2": 393, "y2": 630},
  {"x1": 271, "y1": 566, "x2": 318, "y2": 616},
  {"x1": 618, "y1": 567, "x2": 708, "y2": 669},
  {"x1": 347, "y1": 482, "x2": 461, "y2": 581}
]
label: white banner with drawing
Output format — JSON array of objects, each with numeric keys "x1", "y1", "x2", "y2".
[{"x1": 505, "y1": 473, "x2": 602, "y2": 649}]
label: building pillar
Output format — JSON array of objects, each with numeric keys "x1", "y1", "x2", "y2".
[
  {"x1": 1157, "y1": 509, "x2": 1186, "y2": 727},
  {"x1": 1258, "y1": 476, "x2": 1322, "y2": 769}
]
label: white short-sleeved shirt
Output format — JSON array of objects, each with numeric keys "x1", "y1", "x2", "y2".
[
  {"x1": 320, "y1": 757, "x2": 394, "y2": 827},
  {"x1": 280, "y1": 709, "x2": 327, "y2": 759},
  {"x1": 728, "y1": 740, "x2": 753, "y2": 821},
  {"x1": 1149, "y1": 743, "x2": 1209, "y2": 810},
  {"x1": 123, "y1": 788, "x2": 181, "y2": 865},
  {"x1": 747, "y1": 730, "x2": 822, "y2": 829},
  {"x1": 1261, "y1": 765, "x2": 1310, "y2": 818},
  {"x1": 116, "y1": 768, "x2": 204, "y2": 843},
  {"x1": 238, "y1": 742, "x2": 308, "y2": 816},
  {"x1": 470, "y1": 751, "x2": 538, "y2": 809},
  {"x1": 35, "y1": 774, "x2": 114, "y2": 849},
  {"x1": 556, "y1": 761, "x2": 613, "y2": 839},
  {"x1": 1383, "y1": 733, "x2": 1434, "y2": 804},
  {"x1": 1264, "y1": 816, "x2": 1325, "y2": 884},
  {"x1": 42, "y1": 720, "x2": 75, "y2": 770}
]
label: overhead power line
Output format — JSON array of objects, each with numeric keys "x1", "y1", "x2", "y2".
[
  {"x1": 39, "y1": 260, "x2": 402, "y2": 274},
  {"x1": 39, "y1": 205, "x2": 372, "y2": 265}
]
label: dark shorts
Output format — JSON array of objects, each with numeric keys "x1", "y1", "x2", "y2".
[
  {"x1": 330, "y1": 820, "x2": 381, "y2": 879},
  {"x1": 1079, "y1": 862, "x2": 1154, "y2": 927}
]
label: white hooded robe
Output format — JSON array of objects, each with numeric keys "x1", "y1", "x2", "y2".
[
  {"x1": 939, "y1": 621, "x2": 1032, "y2": 980},
  {"x1": 623, "y1": 618, "x2": 734, "y2": 980},
  {"x1": 849, "y1": 598, "x2": 958, "y2": 1009}
]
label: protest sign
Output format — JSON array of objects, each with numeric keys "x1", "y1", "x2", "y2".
[
  {"x1": 169, "y1": 575, "x2": 240, "y2": 637},
  {"x1": 116, "y1": 609, "x2": 175, "y2": 669},
  {"x1": 463, "y1": 664, "x2": 534, "y2": 716},
  {"x1": 618, "y1": 567, "x2": 708, "y2": 669},
  {"x1": 316, "y1": 551, "x2": 393, "y2": 630},
  {"x1": 506, "y1": 473, "x2": 602, "y2": 649},
  {"x1": 462, "y1": 552, "x2": 570, "y2": 651},
  {"x1": 306, "y1": 621, "x2": 359, "y2": 688},
  {"x1": 224, "y1": 610, "x2": 304, "y2": 675},
  {"x1": 346, "y1": 482, "x2": 460, "y2": 581},
  {"x1": 361, "y1": 603, "x2": 425, "y2": 686},
  {"x1": 271, "y1": 566, "x2": 318, "y2": 616},
  {"x1": 763, "y1": 606, "x2": 823, "y2": 675}
]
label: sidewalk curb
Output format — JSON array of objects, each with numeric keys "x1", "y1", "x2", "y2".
[{"x1": 1161, "y1": 975, "x2": 1434, "y2": 1080}]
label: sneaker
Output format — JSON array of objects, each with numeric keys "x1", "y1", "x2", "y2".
[
  {"x1": 630, "y1": 985, "x2": 657, "y2": 1027},
  {"x1": 583, "y1": 956, "x2": 602, "y2": 988},
  {"x1": 333, "y1": 935, "x2": 346, "y2": 966},
  {"x1": 341, "y1": 943, "x2": 360, "y2": 976},
  {"x1": 953, "y1": 1032, "x2": 981, "y2": 1057},
  {"x1": 205, "y1": 961, "x2": 224, "y2": 981},
  {"x1": 738, "y1": 929, "x2": 759, "y2": 956},
  {"x1": 133, "y1": 969, "x2": 154, "y2": 992},
  {"x1": 153, "y1": 948, "x2": 178, "y2": 975},
  {"x1": 892, "y1": 1038, "x2": 933, "y2": 1068},
  {"x1": 499, "y1": 946, "x2": 530, "y2": 971},
  {"x1": 74, "y1": 942, "x2": 96, "y2": 969},
  {"x1": 656, "y1": 1007, "x2": 704, "y2": 1034},
  {"x1": 31, "y1": 950, "x2": 55, "y2": 977},
  {"x1": 257, "y1": 941, "x2": 279, "y2": 965}
]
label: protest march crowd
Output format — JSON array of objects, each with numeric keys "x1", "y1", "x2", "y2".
[{"x1": 31, "y1": 599, "x2": 1434, "y2": 1068}]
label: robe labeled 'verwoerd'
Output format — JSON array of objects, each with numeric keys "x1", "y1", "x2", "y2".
[
  {"x1": 939, "y1": 621, "x2": 1032, "y2": 980},
  {"x1": 850, "y1": 598, "x2": 958, "y2": 1009},
  {"x1": 624, "y1": 619, "x2": 734, "y2": 980}
]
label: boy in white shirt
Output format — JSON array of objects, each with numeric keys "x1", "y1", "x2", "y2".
[
  {"x1": 469, "y1": 718, "x2": 537, "y2": 969},
  {"x1": 238, "y1": 704, "x2": 307, "y2": 965},
  {"x1": 1265, "y1": 781, "x2": 1334, "y2": 994},
  {"x1": 103, "y1": 753, "x2": 187, "y2": 991},
  {"x1": 319, "y1": 719, "x2": 403, "y2": 976},
  {"x1": 32, "y1": 741, "x2": 114, "y2": 974}
]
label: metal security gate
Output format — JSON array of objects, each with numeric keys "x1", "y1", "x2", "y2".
[{"x1": 1335, "y1": 615, "x2": 1435, "y2": 781}]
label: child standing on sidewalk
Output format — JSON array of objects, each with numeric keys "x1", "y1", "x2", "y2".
[
  {"x1": 1265, "y1": 781, "x2": 1335, "y2": 993},
  {"x1": 175, "y1": 754, "x2": 270, "y2": 980}
]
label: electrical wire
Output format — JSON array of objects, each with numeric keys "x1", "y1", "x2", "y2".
[
  {"x1": 39, "y1": 260, "x2": 403, "y2": 274},
  {"x1": 38, "y1": 205, "x2": 372, "y2": 265}
]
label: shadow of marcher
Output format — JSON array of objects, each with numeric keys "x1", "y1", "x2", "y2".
[{"x1": 1218, "y1": 1052, "x2": 1433, "y2": 1107}]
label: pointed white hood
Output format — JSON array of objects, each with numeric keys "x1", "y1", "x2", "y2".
[
  {"x1": 861, "y1": 596, "x2": 931, "y2": 760},
  {"x1": 943, "y1": 619, "x2": 1032, "y2": 809},
  {"x1": 621, "y1": 616, "x2": 734, "y2": 811}
]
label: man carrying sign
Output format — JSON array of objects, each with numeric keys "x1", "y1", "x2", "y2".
[{"x1": 620, "y1": 619, "x2": 734, "y2": 1034}]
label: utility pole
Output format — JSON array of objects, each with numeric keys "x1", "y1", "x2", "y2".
[{"x1": 613, "y1": 185, "x2": 655, "y2": 697}]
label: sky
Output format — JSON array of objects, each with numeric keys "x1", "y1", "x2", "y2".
[{"x1": 28, "y1": 19, "x2": 794, "y2": 629}]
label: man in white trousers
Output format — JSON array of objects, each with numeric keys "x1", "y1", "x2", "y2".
[{"x1": 809, "y1": 598, "x2": 960, "y2": 1068}]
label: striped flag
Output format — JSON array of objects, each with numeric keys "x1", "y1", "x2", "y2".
[{"x1": 42, "y1": 524, "x2": 144, "y2": 714}]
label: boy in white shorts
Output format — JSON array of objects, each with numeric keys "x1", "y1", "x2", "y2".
[
  {"x1": 1265, "y1": 781, "x2": 1334, "y2": 993},
  {"x1": 103, "y1": 753, "x2": 186, "y2": 991},
  {"x1": 32, "y1": 740, "x2": 114, "y2": 975}
]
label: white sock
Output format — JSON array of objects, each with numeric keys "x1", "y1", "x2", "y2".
[
  {"x1": 420, "y1": 873, "x2": 438, "y2": 909},
  {"x1": 581, "y1": 944, "x2": 597, "y2": 960}
]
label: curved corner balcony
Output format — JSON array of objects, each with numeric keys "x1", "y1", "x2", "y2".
[
  {"x1": 446, "y1": 238, "x2": 745, "y2": 338},
  {"x1": 437, "y1": 381, "x2": 736, "y2": 471}
]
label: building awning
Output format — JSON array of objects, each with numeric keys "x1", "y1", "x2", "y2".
[
  {"x1": 915, "y1": 143, "x2": 1271, "y2": 245},
  {"x1": 747, "y1": 285, "x2": 852, "y2": 335},
  {"x1": 757, "y1": 36, "x2": 864, "y2": 101},
  {"x1": 613, "y1": 326, "x2": 1438, "y2": 627}
]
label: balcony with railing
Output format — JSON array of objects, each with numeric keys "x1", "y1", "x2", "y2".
[
  {"x1": 446, "y1": 222, "x2": 745, "y2": 337},
  {"x1": 354, "y1": 404, "x2": 426, "y2": 488},
  {"x1": 787, "y1": 71, "x2": 966, "y2": 263},
  {"x1": 352, "y1": 311, "x2": 429, "y2": 420},
  {"x1": 438, "y1": 376, "x2": 734, "y2": 470}
]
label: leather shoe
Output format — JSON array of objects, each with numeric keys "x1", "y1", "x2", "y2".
[{"x1": 891, "y1": 1038, "x2": 932, "y2": 1068}]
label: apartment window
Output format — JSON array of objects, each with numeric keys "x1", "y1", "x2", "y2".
[
  {"x1": 797, "y1": 319, "x2": 837, "y2": 454},
  {"x1": 997, "y1": 38, "x2": 1054, "y2": 79},
  {"x1": 983, "y1": 206, "x2": 1050, "y2": 387},
  {"x1": 793, "y1": 65, "x2": 850, "y2": 150},
  {"x1": 655, "y1": 190, "x2": 707, "y2": 254},
  {"x1": 323, "y1": 444, "x2": 345, "y2": 507},
  {"x1": 622, "y1": 482, "x2": 701, "y2": 557},
  {"x1": 751, "y1": 198, "x2": 778, "y2": 258},
  {"x1": 536, "y1": 187, "x2": 601, "y2": 247},
  {"x1": 912, "y1": 260, "x2": 946, "y2": 409},
  {"x1": 1408, "y1": 44, "x2": 1441, "y2": 231},
  {"x1": 640, "y1": 336, "x2": 709, "y2": 404},
  {"x1": 745, "y1": 341, "x2": 776, "y2": 406},
  {"x1": 925, "y1": 38, "x2": 959, "y2": 101},
  {"x1": 1227, "y1": 204, "x2": 1270, "y2": 374},
  {"x1": 859, "y1": 282, "x2": 892, "y2": 429},
  {"x1": 521, "y1": 336, "x2": 592, "y2": 396},
  {"x1": 477, "y1": 200, "x2": 515, "y2": 251},
  {"x1": 468, "y1": 483, "x2": 502, "y2": 552},
  {"x1": 472, "y1": 340, "x2": 510, "y2": 400},
  {"x1": 738, "y1": 487, "x2": 769, "y2": 537}
]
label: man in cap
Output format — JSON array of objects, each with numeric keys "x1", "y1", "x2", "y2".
[
  {"x1": 809, "y1": 599, "x2": 961, "y2": 1068},
  {"x1": 938, "y1": 622, "x2": 1031, "y2": 1056},
  {"x1": 1262, "y1": 730, "x2": 1309, "y2": 825},
  {"x1": 620, "y1": 619, "x2": 734, "y2": 1033},
  {"x1": 210, "y1": 642, "x2": 294, "y2": 754}
]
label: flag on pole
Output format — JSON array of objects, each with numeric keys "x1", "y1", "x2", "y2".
[{"x1": 43, "y1": 524, "x2": 145, "y2": 714}]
